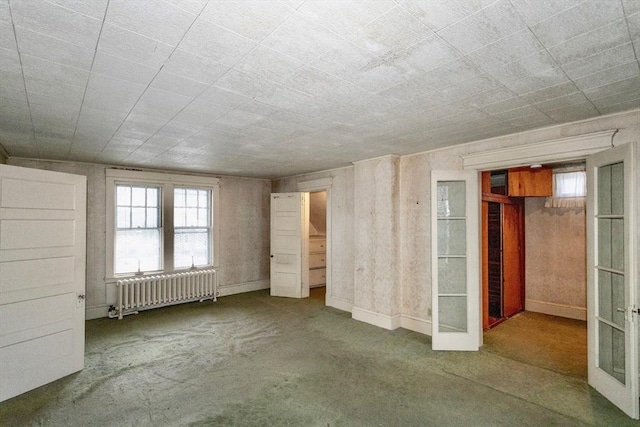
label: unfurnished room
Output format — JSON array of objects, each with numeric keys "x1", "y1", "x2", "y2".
[{"x1": 1, "y1": 0, "x2": 640, "y2": 425}]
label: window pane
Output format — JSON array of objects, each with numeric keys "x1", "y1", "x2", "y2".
[
  {"x1": 115, "y1": 229, "x2": 162, "y2": 273},
  {"x1": 437, "y1": 181, "x2": 465, "y2": 217},
  {"x1": 186, "y1": 189, "x2": 198, "y2": 207},
  {"x1": 186, "y1": 208, "x2": 198, "y2": 226},
  {"x1": 147, "y1": 188, "x2": 158, "y2": 207},
  {"x1": 147, "y1": 207, "x2": 159, "y2": 228},
  {"x1": 611, "y1": 162, "x2": 624, "y2": 216},
  {"x1": 437, "y1": 219, "x2": 466, "y2": 256},
  {"x1": 174, "y1": 229, "x2": 210, "y2": 268},
  {"x1": 198, "y1": 208, "x2": 209, "y2": 227},
  {"x1": 199, "y1": 190, "x2": 208, "y2": 207},
  {"x1": 132, "y1": 187, "x2": 146, "y2": 206},
  {"x1": 175, "y1": 207, "x2": 185, "y2": 227},
  {"x1": 598, "y1": 165, "x2": 612, "y2": 216},
  {"x1": 175, "y1": 188, "x2": 186, "y2": 207},
  {"x1": 132, "y1": 207, "x2": 146, "y2": 228},
  {"x1": 116, "y1": 185, "x2": 130, "y2": 206},
  {"x1": 554, "y1": 171, "x2": 586, "y2": 198},
  {"x1": 116, "y1": 207, "x2": 130, "y2": 228},
  {"x1": 439, "y1": 296, "x2": 467, "y2": 333},
  {"x1": 438, "y1": 257, "x2": 466, "y2": 294}
]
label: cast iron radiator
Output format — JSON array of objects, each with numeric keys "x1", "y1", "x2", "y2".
[{"x1": 110, "y1": 269, "x2": 217, "y2": 319}]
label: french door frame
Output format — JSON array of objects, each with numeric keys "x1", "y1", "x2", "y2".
[{"x1": 458, "y1": 131, "x2": 636, "y2": 418}]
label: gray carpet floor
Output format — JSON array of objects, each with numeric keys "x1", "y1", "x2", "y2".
[{"x1": 0, "y1": 288, "x2": 635, "y2": 426}]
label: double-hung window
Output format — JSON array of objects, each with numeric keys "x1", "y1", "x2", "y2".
[
  {"x1": 115, "y1": 184, "x2": 162, "y2": 274},
  {"x1": 106, "y1": 169, "x2": 219, "y2": 278},
  {"x1": 174, "y1": 187, "x2": 211, "y2": 269}
]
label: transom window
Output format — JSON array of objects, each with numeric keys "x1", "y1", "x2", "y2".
[
  {"x1": 106, "y1": 169, "x2": 220, "y2": 278},
  {"x1": 554, "y1": 170, "x2": 586, "y2": 198},
  {"x1": 545, "y1": 167, "x2": 587, "y2": 208}
]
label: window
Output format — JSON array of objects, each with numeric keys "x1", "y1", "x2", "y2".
[
  {"x1": 544, "y1": 167, "x2": 586, "y2": 208},
  {"x1": 115, "y1": 184, "x2": 161, "y2": 274},
  {"x1": 106, "y1": 169, "x2": 219, "y2": 278},
  {"x1": 174, "y1": 188, "x2": 210, "y2": 269}
]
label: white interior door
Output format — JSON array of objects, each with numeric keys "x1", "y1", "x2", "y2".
[
  {"x1": 0, "y1": 164, "x2": 86, "y2": 402},
  {"x1": 431, "y1": 170, "x2": 480, "y2": 351},
  {"x1": 587, "y1": 143, "x2": 638, "y2": 418},
  {"x1": 270, "y1": 192, "x2": 309, "y2": 298}
]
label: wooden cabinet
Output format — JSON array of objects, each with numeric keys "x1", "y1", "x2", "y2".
[
  {"x1": 507, "y1": 166, "x2": 552, "y2": 197},
  {"x1": 481, "y1": 171, "x2": 525, "y2": 330},
  {"x1": 309, "y1": 236, "x2": 326, "y2": 287}
]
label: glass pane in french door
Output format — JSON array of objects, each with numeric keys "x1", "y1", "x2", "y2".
[
  {"x1": 437, "y1": 181, "x2": 467, "y2": 333},
  {"x1": 596, "y1": 162, "x2": 625, "y2": 384}
]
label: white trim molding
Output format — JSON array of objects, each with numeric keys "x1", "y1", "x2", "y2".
[
  {"x1": 86, "y1": 305, "x2": 110, "y2": 320},
  {"x1": 461, "y1": 130, "x2": 617, "y2": 170},
  {"x1": 400, "y1": 315, "x2": 432, "y2": 336},
  {"x1": 297, "y1": 177, "x2": 333, "y2": 191},
  {"x1": 326, "y1": 295, "x2": 353, "y2": 313},
  {"x1": 352, "y1": 154, "x2": 400, "y2": 166},
  {"x1": 352, "y1": 307, "x2": 401, "y2": 330},
  {"x1": 525, "y1": 299, "x2": 587, "y2": 321},
  {"x1": 218, "y1": 279, "x2": 270, "y2": 297}
]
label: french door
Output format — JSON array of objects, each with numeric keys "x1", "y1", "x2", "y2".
[
  {"x1": 587, "y1": 142, "x2": 638, "y2": 418},
  {"x1": 431, "y1": 170, "x2": 481, "y2": 350}
]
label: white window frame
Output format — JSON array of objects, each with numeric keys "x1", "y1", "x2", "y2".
[
  {"x1": 173, "y1": 186, "x2": 213, "y2": 270},
  {"x1": 106, "y1": 169, "x2": 220, "y2": 279}
]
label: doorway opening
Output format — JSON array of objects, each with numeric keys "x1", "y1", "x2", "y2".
[
  {"x1": 481, "y1": 163, "x2": 588, "y2": 376},
  {"x1": 308, "y1": 191, "x2": 327, "y2": 304}
]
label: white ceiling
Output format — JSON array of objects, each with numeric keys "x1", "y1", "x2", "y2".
[{"x1": 1, "y1": 0, "x2": 639, "y2": 178}]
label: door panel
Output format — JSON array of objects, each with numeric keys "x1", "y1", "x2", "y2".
[
  {"x1": 587, "y1": 143, "x2": 638, "y2": 418},
  {"x1": 482, "y1": 201, "x2": 489, "y2": 329},
  {"x1": 432, "y1": 170, "x2": 480, "y2": 351},
  {"x1": 502, "y1": 202, "x2": 523, "y2": 318},
  {"x1": 0, "y1": 164, "x2": 86, "y2": 403},
  {"x1": 270, "y1": 193, "x2": 309, "y2": 298}
]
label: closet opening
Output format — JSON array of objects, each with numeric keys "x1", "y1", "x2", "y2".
[
  {"x1": 308, "y1": 191, "x2": 327, "y2": 303},
  {"x1": 481, "y1": 163, "x2": 588, "y2": 377}
]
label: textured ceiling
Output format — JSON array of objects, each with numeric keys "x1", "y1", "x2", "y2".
[{"x1": 1, "y1": 0, "x2": 639, "y2": 178}]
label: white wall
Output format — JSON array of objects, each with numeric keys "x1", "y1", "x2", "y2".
[
  {"x1": 524, "y1": 198, "x2": 586, "y2": 320},
  {"x1": 7, "y1": 158, "x2": 272, "y2": 319},
  {"x1": 352, "y1": 155, "x2": 402, "y2": 329}
]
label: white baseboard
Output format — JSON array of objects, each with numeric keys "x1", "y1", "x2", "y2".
[
  {"x1": 326, "y1": 295, "x2": 353, "y2": 313},
  {"x1": 86, "y1": 305, "x2": 109, "y2": 320},
  {"x1": 526, "y1": 299, "x2": 586, "y2": 321},
  {"x1": 400, "y1": 315, "x2": 432, "y2": 336},
  {"x1": 218, "y1": 279, "x2": 270, "y2": 297},
  {"x1": 352, "y1": 306, "x2": 401, "y2": 330}
]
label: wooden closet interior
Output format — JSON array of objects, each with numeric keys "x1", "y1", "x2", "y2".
[{"x1": 482, "y1": 166, "x2": 552, "y2": 330}]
